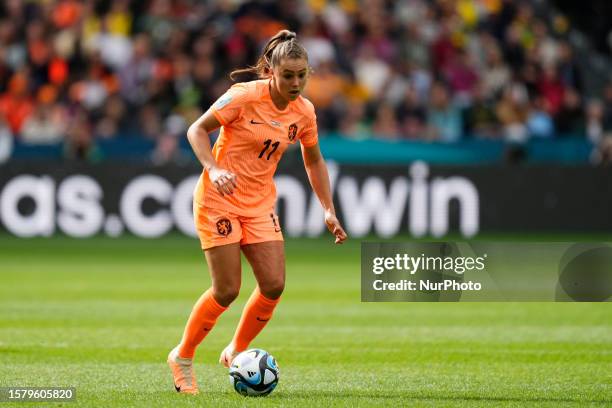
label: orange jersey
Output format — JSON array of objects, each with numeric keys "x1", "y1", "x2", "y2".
[{"x1": 194, "y1": 79, "x2": 318, "y2": 216}]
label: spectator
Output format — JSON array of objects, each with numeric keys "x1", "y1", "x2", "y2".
[
  {"x1": 557, "y1": 40, "x2": 582, "y2": 91},
  {"x1": 172, "y1": 52, "x2": 201, "y2": 111},
  {"x1": 443, "y1": 49, "x2": 479, "y2": 107},
  {"x1": 300, "y1": 19, "x2": 336, "y2": 69},
  {"x1": 533, "y1": 19, "x2": 559, "y2": 68},
  {"x1": 0, "y1": 72, "x2": 34, "y2": 134},
  {"x1": 430, "y1": 19, "x2": 456, "y2": 75},
  {"x1": 51, "y1": 0, "x2": 82, "y2": 30},
  {"x1": 0, "y1": 19, "x2": 26, "y2": 71},
  {"x1": 138, "y1": 104, "x2": 162, "y2": 140},
  {"x1": 555, "y1": 87, "x2": 585, "y2": 136},
  {"x1": 520, "y1": 62, "x2": 540, "y2": 99},
  {"x1": 481, "y1": 44, "x2": 511, "y2": 99},
  {"x1": 371, "y1": 103, "x2": 400, "y2": 140},
  {"x1": 396, "y1": 85, "x2": 426, "y2": 140},
  {"x1": 339, "y1": 101, "x2": 370, "y2": 140},
  {"x1": 151, "y1": 113, "x2": 189, "y2": 165},
  {"x1": 21, "y1": 102, "x2": 66, "y2": 144},
  {"x1": 527, "y1": 96, "x2": 555, "y2": 139},
  {"x1": 585, "y1": 99, "x2": 605, "y2": 144},
  {"x1": 465, "y1": 84, "x2": 500, "y2": 139},
  {"x1": 538, "y1": 64, "x2": 565, "y2": 116},
  {"x1": 496, "y1": 83, "x2": 529, "y2": 144},
  {"x1": 502, "y1": 24, "x2": 526, "y2": 72},
  {"x1": 64, "y1": 109, "x2": 97, "y2": 161},
  {"x1": 151, "y1": 133, "x2": 180, "y2": 165},
  {"x1": 354, "y1": 44, "x2": 390, "y2": 100},
  {"x1": 69, "y1": 60, "x2": 110, "y2": 111},
  {"x1": 360, "y1": 20, "x2": 395, "y2": 64},
  {"x1": 398, "y1": 23, "x2": 430, "y2": 71},
  {"x1": 407, "y1": 62, "x2": 433, "y2": 104},
  {"x1": 93, "y1": 20, "x2": 133, "y2": 71},
  {"x1": 192, "y1": 56, "x2": 216, "y2": 110},
  {"x1": 26, "y1": 19, "x2": 52, "y2": 88},
  {"x1": 95, "y1": 95, "x2": 128, "y2": 139},
  {"x1": 140, "y1": 0, "x2": 177, "y2": 50},
  {"x1": 427, "y1": 81, "x2": 463, "y2": 143},
  {"x1": 119, "y1": 33, "x2": 154, "y2": 105}
]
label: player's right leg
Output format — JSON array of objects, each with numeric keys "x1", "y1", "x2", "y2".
[
  {"x1": 169, "y1": 204, "x2": 243, "y2": 394},
  {"x1": 176, "y1": 244, "x2": 242, "y2": 356},
  {"x1": 168, "y1": 243, "x2": 242, "y2": 394}
]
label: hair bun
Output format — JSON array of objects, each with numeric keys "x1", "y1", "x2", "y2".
[{"x1": 279, "y1": 30, "x2": 297, "y2": 41}]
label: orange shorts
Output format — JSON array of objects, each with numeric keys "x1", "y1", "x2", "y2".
[{"x1": 194, "y1": 202, "x2": 284, "y2": 250}]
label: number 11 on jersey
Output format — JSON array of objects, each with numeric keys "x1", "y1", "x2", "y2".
[{"x1": 259, "y1": 139, "x2": 280, "y2": 160}]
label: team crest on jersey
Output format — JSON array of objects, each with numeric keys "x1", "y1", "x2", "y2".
[
  {"x1": 288, "y1": 123, "x2": 298, "y2": 141},
  {"x1": 216, "y1": 218, "x2": 232, "y2": 236}
]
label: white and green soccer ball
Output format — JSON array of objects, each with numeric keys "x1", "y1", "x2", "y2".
[{"x1": 228, "y1": 349, "x2": 279, "y2": 397}]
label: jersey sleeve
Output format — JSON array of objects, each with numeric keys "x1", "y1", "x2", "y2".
[
  {"x1": 299, "y1": 107, "x2": 319, "y2": 147},
  {"x1": 210, "y1": 83, "x2": 251, "y2": 126}
]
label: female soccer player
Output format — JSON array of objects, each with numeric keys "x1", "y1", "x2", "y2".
[{"x1": 167, "y1": 29, "x2": 347, "y2": 394}]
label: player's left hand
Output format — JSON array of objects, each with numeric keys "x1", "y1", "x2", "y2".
[{"x1": 324, "y1": 210, "x2": 347, "y2": 244}]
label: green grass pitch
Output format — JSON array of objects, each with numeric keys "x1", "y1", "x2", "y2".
[{"x1": 0, "y1": 235, "x2": 610, "y2": 407}]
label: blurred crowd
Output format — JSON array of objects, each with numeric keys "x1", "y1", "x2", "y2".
[{"x1": 1, "y1": 0, "x2": 612, "y2": 164}]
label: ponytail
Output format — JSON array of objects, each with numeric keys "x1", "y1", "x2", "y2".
[{"x1": 230, "y1": 30, "x2": 308, "y2": 81}]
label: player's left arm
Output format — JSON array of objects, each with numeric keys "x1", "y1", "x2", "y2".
[{"x1": 301, "y1": 142, "x2": 348, "y2": 244}]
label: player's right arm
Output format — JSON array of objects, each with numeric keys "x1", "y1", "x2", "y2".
[{"x1": 187, "y1": 110, "x2": 237, "y2": 196}]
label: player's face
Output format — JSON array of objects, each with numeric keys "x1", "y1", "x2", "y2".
[{"x1": 272, "y1": 58, "x2": 309, "y2": 102}]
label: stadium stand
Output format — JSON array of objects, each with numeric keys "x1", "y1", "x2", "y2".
[{"x1": 0, "y1": 0, "x2": 611, "y2": 164}]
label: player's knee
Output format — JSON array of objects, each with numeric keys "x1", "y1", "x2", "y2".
[
  {"x1": 260, "y1": 278, "x2": 285, "y2": 299},
  {"x1": 213, "y1": 285, "x2": 240, "y2": 306}
]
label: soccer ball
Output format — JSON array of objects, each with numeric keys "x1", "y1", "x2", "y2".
[{"x1": 228, "y1": 349, "x2": 279, "y2": 396}]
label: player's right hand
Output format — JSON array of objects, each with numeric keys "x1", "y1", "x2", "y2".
[
  {"x1": 324, "y1": 210, "x2": 348, "y2": 244},
  {"x1": 208, "y1": 166, "x2": 237, "y2": 196}
]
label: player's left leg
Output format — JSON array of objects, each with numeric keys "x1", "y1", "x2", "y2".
[{"x1": 220, "y1": 240, "x2": 285, "y2": 367}]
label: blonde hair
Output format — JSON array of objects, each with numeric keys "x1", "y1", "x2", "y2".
[{"x1": 230, "y1": 30, "x2": 309, "y2": 81}]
